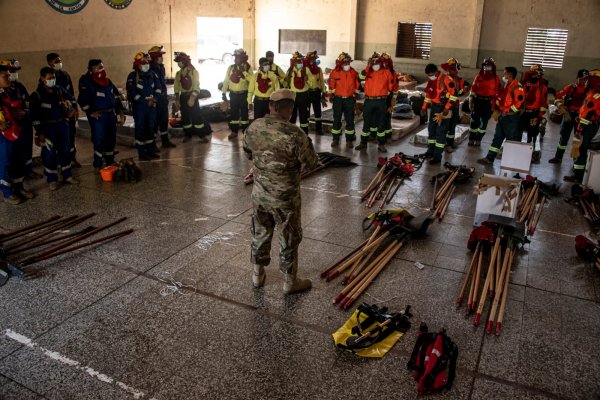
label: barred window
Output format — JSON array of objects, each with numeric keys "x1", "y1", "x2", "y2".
[
  {"x1": 395, "y1": 22, "x2": 432, "y2": 59},
  {"x1": 523, "y1": 28, "x2": 568, "y2": 69}
]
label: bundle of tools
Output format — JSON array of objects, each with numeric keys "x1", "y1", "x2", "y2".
[
  {"x1": 333, "y1": 303, "x2": 412, "y2": 357},
  {"x1": 320, "y1": 209, "x2": 432, "y2": 310},
  {"x1": 430, "y1": 163, "x2": 475, "y2": 222},
  {"x1": 574, "y1": 235, "x2": 600, "y2": 271},
  {"x1": 361, "y1": 153, "x2": 424, "y2": 209},
  {"x1": 568, "y1": 184, "x2": 600, "y2": 231},
  {"x1": 244, "y1": 152, "x2": 356, "y2": 184},
  {"x1": 0, "y1": 214, "x2": 133, "y2": 286},
  {"x1": 516, "y1": 176, "x2": 547, "y2": 235},
  {"x1": 455, "y1": 222, "x2": 527, "y2": 335}
]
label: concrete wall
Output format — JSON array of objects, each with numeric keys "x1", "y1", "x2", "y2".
[
  {"x1": 479, "y1": 0, "x2": 600, "y2": 88},
  {"x1": 254, "y1": 0, "x2": 357, "y2": 72},
  {"x1": 0, "y1": 0, "x2": 254, "y2": 91}
]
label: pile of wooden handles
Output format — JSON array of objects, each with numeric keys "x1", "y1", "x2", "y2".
[
  {"x1": 320, "y1": 226, "x2": 406, "y2": 310},
  {"x1": 431, "y1": 170, "x2": 458, "y2": 222},
  {"x1": 517, "y1": 181, "x2": 546, "y2": 235},
  {"x1": 456, "y1": 235, "x2": 517, "y2": 336},
  {"x1": 578, "y1": 196, "x2": 600, "y2": 226},
  {"x1": 361, "y1": 166, "x2": 406, "y2": 210}
]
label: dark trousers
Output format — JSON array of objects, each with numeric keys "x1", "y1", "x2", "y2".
[
  {"x1": 68, "y1": 116, "x2": 77, "y2": 162},
  {"x1": 573, "y1": 122, "x2": 600, "y2": 181},
  {"x1": 133, "y1": 103, "x2": 157, "y2": 158},
  {"x1": 41, "y1": 122, "x2": 72, "y2": 183},
  {"x1": 520, "y1": 109, "x2": 541, "y2": 143},
  {"x1": 229, "y1": 91, "x2": 249, "y2": 133},
  {"x1": 88, "y1": 111, "x2": 117, "y2": 168},
  {"x1": 290, "y1": 91, "x2": 310, "y2": 134},
  {"x1": 384, "y1": 93, "x2": 394, "y2": 140},
  {"x1": 13, "y1": 122, "x2": 33, "y2": 181},
  {"x1": 154, "y1": 95, "x2": 170, "y2": 140},
  {"x1": 361, "y1": 98, "x2": 386, "y2": 145},
  {"x1": 426, "y1": 103, "x2": 450, "y2": 160},
  {"x1": 253, "y1": 98, "x2": 270, "y2": 119},
  {"x1": 447, "y1": 105, "x2": 460, "y2": 147},
  {"x1": 485, "y1": 113, "x2": 521, "y2": 161},
  {"x1": 555, "y1": 110, "x2": 578, "y2": 159},
  {"x1": 469, "y1": 96, "x2": 493, "y2": 141},
  {"x1": 180, "y1": 92, "x2": 211, "y2": 137},
  {"x1": 332, "y1": 96, "x2": 356, "y2": 142},
  {"x1": 0, "y1": 134, "x2": 15, "y2": 198},
  {"x1": 308, "y1": 90, "x2": 323, "y2": 133}
]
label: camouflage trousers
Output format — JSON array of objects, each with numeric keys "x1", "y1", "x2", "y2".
[{"x1": 250, "y1": 203, "x2": 302, "y2": 274}]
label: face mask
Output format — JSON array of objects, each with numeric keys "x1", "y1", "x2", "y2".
[
  {"x1": 94, "y1": 69, "x2": 107, "y2": 79},
  {"x1": 140, "y1": 64, "x2": 150, "y2": 73},
  {"x1": 178, "y1": 62, "x2": 186, "y2": 69},
  {"x1": 428, "y1": 75, "x2": 437, "y2": 81},
  {"x1": 483, "y1": 66, "x2": 492, "y2": 71},
  {"x1": 295, "y1": 64, "x2": 303, "y2": 70},
  {"x1": 9, "y1": 73, "x2": 18, "y2": 82},
  {"x1": 343, "y1": 65, "x2": 351, "y2": 72},
  {"x1": 502, "y1": 76, "x2": 509, "y2": 83},
  {"x1": 45, "y1": 79, "x2": 56, "y2": 88},
  {"x1": 53, "y1": 63, "x2": 63, "y2": 71},
  {"x1": 261, "y1": 65, "x2": 270, "y2": 72},
  {"x1": 372, "y1": 64, "x2": 381, "y2": 71}
]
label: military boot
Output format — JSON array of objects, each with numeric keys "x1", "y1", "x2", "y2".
[
  {"x1": 283, "y1": 272, "x2": 311, "y2": 294},
  {"x1": 252, "y1": 264, "x2": 265, "y2": 288}
]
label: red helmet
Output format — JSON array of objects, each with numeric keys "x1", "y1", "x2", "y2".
[
  {"x1": 335, "y1": 52, "x2": 352, "y2": 69},
  {"x1": 290, "y1": 51, "x2": 305, "y2": 68},
  {"x1": 441, "y1": 57, "x2": 460, "y2": 72},
  {"x1": 234, "y1": 49, "x2": 248, "y2": 64},
  {"x1": 132, "y1": 52, "x2": 149, "y2": 69},
  {"x1": 174, "y1": 51, "x2": 191, "y2": 63},
  {"x1": 368, "y1": 52, "x2": 382, "y2": 66},
  {"x1": 148, "y1": 45, "x2": 165, "y2": 61},
  {"x1": 481, "y1": 58, "x2": 496, "y2": 76},
  {"x1": 381, "y1": 52, "x2": 393, "y2": 69}
]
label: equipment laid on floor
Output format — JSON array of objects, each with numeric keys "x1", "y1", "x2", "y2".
[
  {"x1": 114, "y1": 158, "x2": 143, "y2": 182},
  {"x1": 361, "y1": 153, "x2": 424, "y2": 209},
  {"x1": 456, "y1": 221, "x2": 528, "y2": 335},
  {"x1": 516, "y1": 176, "x2": 549, "y2": 235},
  {"x1": 0, "y1": 214, "x2": 133, "y2": 286},
  {"x1": 332, "y1": 303, "x2": 412, "y2": 358},
  {"x1": 567, "y1": 184, "x2": 600, "y2": 233},
  {"x1": 575, "y1": 235, "x2": 600, "y2": 271},
  {"x1": 320, "y1": 209, "x2": 432, "y2": 309},
  {"x1": 243, "y1": 152, "x2": 356, "y2": 185},
  {"x1": 431, "y1": 163, "x2": 475, "y2": 222},
  {"x1": 407, "y1": 322, "x2": 458, "y2": 394}
]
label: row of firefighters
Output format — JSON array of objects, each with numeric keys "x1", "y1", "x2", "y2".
[{"x1": 1, "y1": 46, "x2": 599, "y2": 204}]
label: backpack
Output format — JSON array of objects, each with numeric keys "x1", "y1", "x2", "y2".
[
  {"x1": 407, "y1": 322, "x2": 458, "y2": 394},
  {"x1": 114, "y1": 158, "x2": 142, "y2": 183}
]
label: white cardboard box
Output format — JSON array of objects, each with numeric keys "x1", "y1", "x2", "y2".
[
  {"x1": 583, "y1": 150, "x2": 600, "y2": 191},
  {"x1": 475, "y1": 174, "x2": 521, "y2": 219},
  {"x1": 499, "y1": 140, "x2": 533, "y2": 176}
]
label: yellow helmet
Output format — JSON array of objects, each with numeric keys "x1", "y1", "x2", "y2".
[
  {"x1": 589, "y1": 69, "x2": 600, "y2": 77},
  {"x1": 530, "y1": 64, "x2": 544, "y2": 74},
  {"x1": 0, "y1": 58, "x2": 20, "y2": 71},
  {"x1": 148, "y1": 45, "x2": 165, "y2": 55}
]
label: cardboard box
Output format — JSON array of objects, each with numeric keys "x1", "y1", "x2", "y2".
[
  {"x1": 583, "y1": 150, "x2": 600, "y2": 191},
  {"x1": 475, "y1": 174, "x2": 521, "y2": 219},
  {"x1": 499, "y1": 140, "x2": 533, "y2": 176}
]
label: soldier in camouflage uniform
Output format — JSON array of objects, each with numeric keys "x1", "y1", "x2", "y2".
[{"x1": 243, "y1": 89, "x2": 320, "y2": 294}]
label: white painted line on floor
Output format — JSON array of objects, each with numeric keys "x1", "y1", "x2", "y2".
[
  {"x1": 4, "y1": 329, "x2": 158, "y2": 400},
  {"x1": 301, "y1": 185, "x2": 362, "y2": 199},
  {"x1": 194, "y1": 217, "x2": 209, "y2": 221}
]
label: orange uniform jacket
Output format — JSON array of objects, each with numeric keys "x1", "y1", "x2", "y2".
[
  {"x1": 470, "y1": 74, "x2": 501, "y2": 98},
  {"x1": 557, "y1": 83, "x2": 588, "y2": 112},
  {"x1": 579, "y1": 91, "x2": 600, "y2": 126},
  {"x1": 363, "y1": 67, "x2": 393, "y2": 97},
  {"x1": 496, "y1": 79, "x2": 525, "y2": 114},
  {"x1": 423, "y1": 73, "x2": 458, "y2": 111},
  {"x1": 328, "y1": 67, "x2": 360, "y2": 97},
  {"x1": 522, "y1": 80, "x2": 548, "y2": 113}
]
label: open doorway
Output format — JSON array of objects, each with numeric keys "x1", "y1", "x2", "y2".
[{"x1": 196, "y1": 17, "x2": 243, "y2": 97}]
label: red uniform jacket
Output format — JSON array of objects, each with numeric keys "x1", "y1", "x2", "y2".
[
  {"x1": 557, "y1": 83, "x2": 588, "y2": 112},
  {"x1": 496, "y1": 80, "x2": 525, "y2": 114}
]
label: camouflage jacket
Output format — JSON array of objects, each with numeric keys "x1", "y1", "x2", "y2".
[{"x1": 243, "y1": 114, "x2": 320, "y2": 208}]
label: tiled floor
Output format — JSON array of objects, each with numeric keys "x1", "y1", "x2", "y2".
[{"x1": 0, "y1": 116, "x2": 598, "y2": 400}]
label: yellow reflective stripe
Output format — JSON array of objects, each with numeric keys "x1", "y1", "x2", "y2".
[
  {"x1": 489, "y1": 146, "x2": 500, "y2": 153},
  {"x1": 574, "y1": 164, "x2": 585, "y2": 169},
  {"x1": 511, "y1": 105, "x2": 519, "y2": 112},
  {"x1": 344, "y1": 130, "x2": 355, "y2": 134},
  {"x1": 183, "y1": 124, "x2": 193, "y2": 128},
  {"x1": 424, "y1": 98, "x2": 432, "y2": 103},
  {"x1": 580, "y1": 118, "x2": 590, "y2": 125},
  {"x1": 449, "y1": 96, "x2": 458, "y2": 101},
  {"x1": 300, "y1": 123, "x2": 309, "y2": 127},
  {"x1": 331, "y1": 129, "x2": 341, "y2": 134},
  {"x1": 377, "y1": 132, "x2": 386, "y2": 137},
  {"x1": 361, "y1": 131, "x2": 370, "y2": 137},
  {"x1": 435, "y1": 142, "x2": 445, "y2": 148},
  {"x1": 427, "y1": 139, "x2": 436, "y2": 144},
  {"x1": 594, "y1": 93, "x2": 600, "y2": 99},
  {"x1": 558, "y1": 145, "x2": 567, "y2": 150}
]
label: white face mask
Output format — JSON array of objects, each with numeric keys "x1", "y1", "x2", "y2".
[
  {"x1": 372, "y1": 64, "x2": 381, "y2": 71},
  {"x1": 343, "y1": 65, "x2": 351, "y2": 72},
  {"x1": 428, "y1": 75, "x2": 437, "y2": 81},
  {"x1": 9, "y1": 73, "x2": 18, "y2": 82},
  {"x1": 140, "y1": 64, "x2": 150, "y2": 73},
  {"x1": 53, "y1": 63, "x2": 63, "y2": 71},
  {"x1": 45, "y1": 79, "x2": 56, "y2": 88},
  {"x1": 178, "y1": 62, "x2": 186, "y2": 69},
  {"x1": 261, "y1": 65, "x2": 270, "y2": 72},
  {"x1": 502, "y1": 76, "x2": 509, "y2": 83},
  {"x1": 295, "y1": 63, "x2": 303, "y2": 70}
]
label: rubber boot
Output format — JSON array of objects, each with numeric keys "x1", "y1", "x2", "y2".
[
  {"x1": 252, "y1": 264, "x2": 265, "y2": 288},
  {"x1": 283, "y1": 271, "x2": 311, "y2": 294}
]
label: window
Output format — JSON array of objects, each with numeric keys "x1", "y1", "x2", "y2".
[
  {"x1": 523, "y1": 28, "x2": 568, "y2": 69},
  {"x1": 278, "y1": 29, "x2": 327, "y2": 55},
  {"x1": 395, "y1": 22, "x2": 432, "y2": 59}
]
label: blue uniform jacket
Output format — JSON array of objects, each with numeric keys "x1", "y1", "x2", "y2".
[
  {"x1": 77, "y1": 72, "x2": 119, "y2": 114},
  {"x1": 126, "y1": 70, "x2": 159, "y2": 107},
  {"x1": 29, "y1": 84, "x2": 74, "y2": 134}
]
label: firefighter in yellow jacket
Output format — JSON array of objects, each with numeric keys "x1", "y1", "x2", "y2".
[
  {"x1": 306, "y1": 51, "x2": 327, "y2": 135},
  {"x1": 266, "y1": 51, "x2": 286, "y2": 87},
  {"x1": 285, "y1": 52, "x2": 310, "y2": 134},
  {"x1": 248, "y1": 57, "x2": 280, "y2": 119},
  {"x1": 222, "y1": 49, "x2": 253, "y2": 139}
]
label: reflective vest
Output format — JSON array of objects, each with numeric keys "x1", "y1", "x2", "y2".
[
  {"x1": 557, "y1": 83, "x2": 588, "y2": 112},
  {"x1": 247, "y1": 70, "x2": 280, "y2": 102},
  {"x1": 287, "y1": 67, "x2": 309, "y2": 93},
  {"x1": 430, "y1": 73, "x2": 457, "y2": 111},
  {"x1": 363, "y1": 67, "x2": 393, "y2": 97},
  {"x1": 222, "y1": 64, "x2": 252, "y2": 92},
  {"x1": 470, "y1": 73, "x2": 501, "y2": 98},
  {"x1": 522, "y1": 80, "x2": 548, "y2": 112},
  {"x1": 579, "y1": 91, "x2": 600, "y2": 126},
  {"x1": 174, "y1": 67, "x2": 200, "y2": 95},
  {"x1": 496, "y1": 79, "x2": 525, "y2": 114}
]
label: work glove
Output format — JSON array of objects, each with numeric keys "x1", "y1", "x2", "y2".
[
  {"x1": 117, "y1": 112, "x2": 126, "y2": 126},
  {"x1": 147, "y1": 97, "x2": 156, "y2": 108},
  {"x1": 420, "y1": 109, "x2": 427, "y2": 117},
  {"x1": 433, "y1": 112, "x2": 444, "y2": 125},
  {"x1": 220, "y1": 101, "x2": 229, "y2": 113},
  {"x1": 492, "y1": 109, "x2": 501, "y2": 121},
  {"x1": 320, "y1": 96, "x2": 328, "y2": 108},
  {"x1": 186, "y1": 93, "x2": 197, "y2": 108}
]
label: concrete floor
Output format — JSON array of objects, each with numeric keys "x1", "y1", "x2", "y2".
[{"x1": 0, "y1": 116, "x2": 599, "y2": 400}]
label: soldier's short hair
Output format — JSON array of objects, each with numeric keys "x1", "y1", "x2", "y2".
[
  {"x1": 270, "y1": 99, "x2": 295, "y2": 112},
  {"x1": 46, "y1": 52, "x2": 60, "y2": 62},
  {"x1": 40, "y1": 66, "x2": 55, "y2": 77}
]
